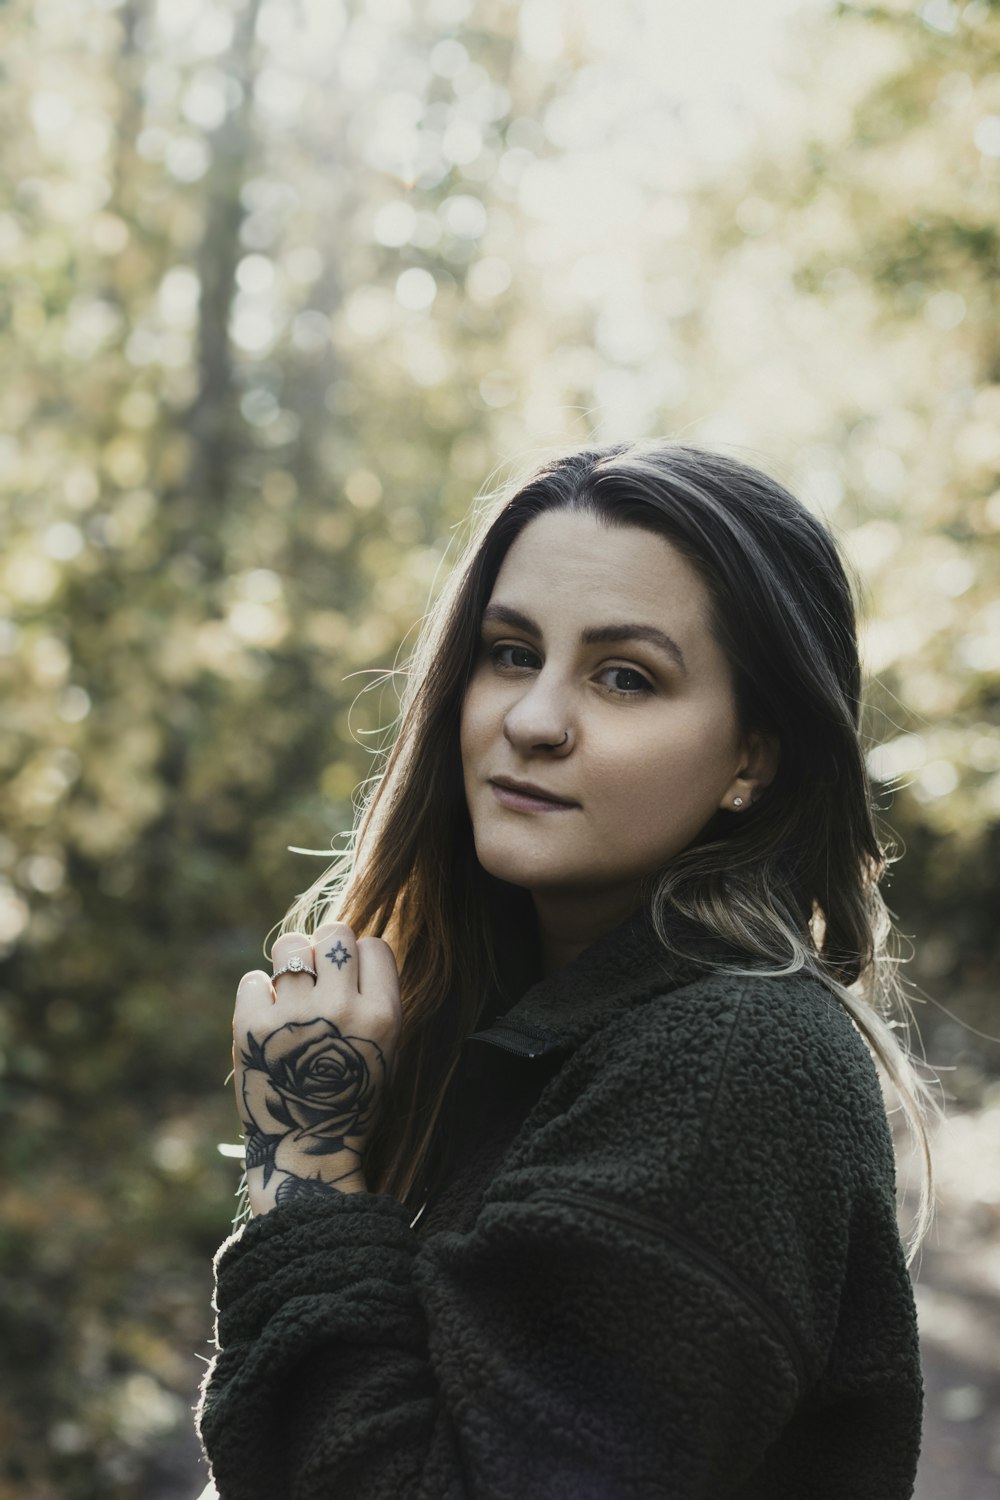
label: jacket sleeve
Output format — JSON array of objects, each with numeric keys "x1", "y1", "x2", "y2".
[{"x1": 196, "y1": 977, "x2": 916, "y2": 1500}]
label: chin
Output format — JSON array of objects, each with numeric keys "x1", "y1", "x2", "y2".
[
  {"x1": 477, "y1": 844, "x2": 605, "y2": 896},
  {"x1": 471, "y1": 834, "x2": 555, "y2": 886}
]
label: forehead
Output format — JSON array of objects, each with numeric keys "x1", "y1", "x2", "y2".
[{"x1": 490, "y1": 509, "x2": 711, "y2": 623}]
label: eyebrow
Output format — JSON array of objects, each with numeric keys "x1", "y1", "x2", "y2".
[{"x1": 480, "y1": 603, "x2": 687, "y2": 674}]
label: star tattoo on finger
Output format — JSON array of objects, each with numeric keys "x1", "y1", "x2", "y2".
[{"x1": 325, "y1": 940, "x2": 351, "y2": 969}]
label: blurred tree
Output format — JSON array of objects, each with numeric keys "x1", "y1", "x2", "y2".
[
  {"x1": 686, "y1": 0, "x2": 1000, "y2": 1046},
  {"x1": 0, "y1": 0, "x2": 552, "y2": 1491}
]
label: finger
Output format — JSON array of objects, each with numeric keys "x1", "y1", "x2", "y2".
[
  {"x1": 312, "y1": 921, "x2": 359, "y2": 992},
  {"x1": 311, "y1": 926, "x2": 400, "y2": 1045},
  {"x1": 234, "y1": 969, "x2": 277, "y2": 1032},
  {"x1": 269, "y1": 930, "x2": 318, "y2": 998},
  {"x1": 311, "y1": 925, "x2": 401, "y2": 1022},
  {"x1": 232, "y1": 971, "x2": 276, "y2": 1126},
  {"x1": 356, "y1": 937, "x2": 402, "y2": 1031}
]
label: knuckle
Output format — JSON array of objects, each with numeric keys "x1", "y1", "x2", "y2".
[
  {"x1": 235, "y1": 971, "x2": 262, "y2": 1007},
  {"x1": 314, "y1": 919, "x2": 354, "y2": 941},
  {"x1": 240, "y1": 968, "x2": 270, "y2": 986},
  {"x1": 270, "y1": 930, "x2": 312, "y2": 959},
  {"x1": 357, "y1": 935, "x2": 397, "y2": 969}
]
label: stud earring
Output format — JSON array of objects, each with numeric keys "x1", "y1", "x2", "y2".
[{"x1": 733, "y1": 797, "x2": 744, "y2": 808}]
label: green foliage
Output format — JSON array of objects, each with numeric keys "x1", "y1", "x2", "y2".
[
  {"x1": 707, "y1": 0, "x2": 1000, "y2": 982},
  {"x1": 0, "y1": 0, "x2": 996, "y2": 1492}
]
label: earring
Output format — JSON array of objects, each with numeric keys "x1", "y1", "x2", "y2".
[{"x1": 732, "y1": 796, "x2": 744, "y2": 808}]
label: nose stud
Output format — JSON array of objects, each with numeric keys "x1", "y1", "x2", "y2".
[{"x1": 733, "y1": 797, "x2": 744, "y2": 808}]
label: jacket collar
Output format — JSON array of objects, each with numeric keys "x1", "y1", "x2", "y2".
[{"x1": 467, "y1": 903, "x2": 737, "y2": 1058}]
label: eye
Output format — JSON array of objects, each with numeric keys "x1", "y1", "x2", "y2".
[
  {"x1": 601, "y1": 666, "x2": 653, "y2": 699},
  {"x1": 487, "y1": 643, "x2": 653, "y2": 699},
  {"x1": 488, "y1": 642, "x2": 540, "y2": 671}
]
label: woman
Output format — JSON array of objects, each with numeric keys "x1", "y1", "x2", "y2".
[{"x1": 196, "y1": 440, "x2": 935, "y2": 1499}]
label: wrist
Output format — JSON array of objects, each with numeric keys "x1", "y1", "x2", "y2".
[{"x1": 247, "y1": 1163, "x2": 369, "y2": 1216}]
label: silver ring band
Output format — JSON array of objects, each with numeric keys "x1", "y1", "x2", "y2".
[{"x1": 271, "y1": 956, "x2": 319, "y2": 983}]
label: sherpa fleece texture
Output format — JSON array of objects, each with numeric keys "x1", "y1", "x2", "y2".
[{"x1": 196, "y1": 904, "x2": 922, "y2": 1499}]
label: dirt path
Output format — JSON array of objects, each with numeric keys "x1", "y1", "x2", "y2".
[{"x1": 900, "y1": 1098, "x2": 1000, "y2": 1498}]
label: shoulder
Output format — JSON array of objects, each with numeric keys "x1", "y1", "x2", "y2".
[
  {"x1": 663, "y1": 970, "x2": 894, "y2": 1197},
  {"x1": 601, "y1": 965, "x2": 877, "y2": 1086},
  {"x1": 710, "y1": 969, "x2": 886, "y2": 1121},
  {"x1": 492, "y1": 967, "x2": 896, "y2": 1236},
  {"x1": 588, "y1": 967, "x2": 889, "y2": 1173}
]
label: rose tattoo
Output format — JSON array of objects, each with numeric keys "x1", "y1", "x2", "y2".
[{"x1": 240, "y1": 1017, "x2": 386, "y2": 1189}]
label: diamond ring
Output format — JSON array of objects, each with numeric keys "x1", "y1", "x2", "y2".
[{"x1": 271, "y1": 955, "x2": 319, "y2": 983}]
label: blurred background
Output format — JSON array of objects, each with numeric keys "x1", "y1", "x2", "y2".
[{"x1": 0, "y1": 0, "x2": 997, "y2": 1494}]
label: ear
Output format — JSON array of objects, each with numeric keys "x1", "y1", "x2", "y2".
[{"x1": 719, "y1": 730, "x2": 780, "y2": 813}]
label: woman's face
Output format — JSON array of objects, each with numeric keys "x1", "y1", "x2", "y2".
[{"x1": 460, "y1": 508, "x2": 772, "y2": 934}]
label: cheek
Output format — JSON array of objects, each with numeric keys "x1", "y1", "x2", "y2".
[
  {"x1": 590, "y1": 713, "x2": 736, "y2": 826},
  {"x1": 459, "y1": 683, "x2": 487, "y2": 770}
]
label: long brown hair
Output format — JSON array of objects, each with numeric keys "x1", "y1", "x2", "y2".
[{"x1": 275, "y1": 439, "x2": 938, "y2": 1258}]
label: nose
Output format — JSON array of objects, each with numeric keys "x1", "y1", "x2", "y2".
[{"x1": 502, "y1": 668, "x2": 574, "y2": 754}]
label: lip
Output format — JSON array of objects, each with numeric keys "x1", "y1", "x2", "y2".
[{"x1": 489, "y1": 777, "x2": 578, "y2": 811}]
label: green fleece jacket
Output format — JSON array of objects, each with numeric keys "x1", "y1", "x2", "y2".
[{"x1": 196, "y1": 904, "x2": 922, "y2": 1498}]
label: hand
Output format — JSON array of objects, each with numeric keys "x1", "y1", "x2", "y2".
[{"x1": 232, "y1": 921, "x2": 402, "y2": 1216}]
